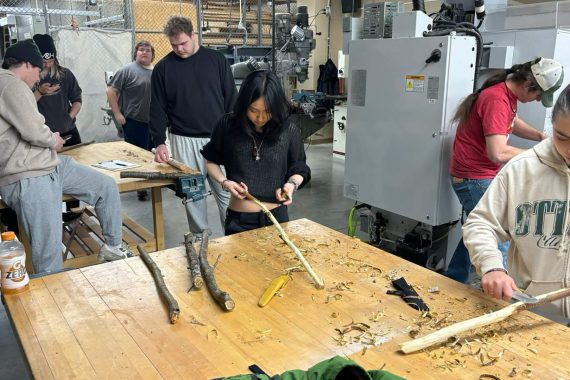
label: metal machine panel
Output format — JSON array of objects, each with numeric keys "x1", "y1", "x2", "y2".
[
  {"x1": 362, "y1": 2, "x2": 401, "y2": 39},
  {"x1": 392, "y1": 11, "x2": 433, "y2": 39},
  {"x1": 333, "y1": 104, "x2": 347, "y2": 157},
  {"x1": 344, "y1": 36, "x2": 476, "y2": 225}
]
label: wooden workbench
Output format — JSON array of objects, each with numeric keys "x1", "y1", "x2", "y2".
[
  {"x1": 2, "y1": 141, "x2": 198, "y2": 269},
  {"x1": 61, "y1": 141, "x2": 198, "y2": 252},
  {"x1": 3, "y1": 219, "x2": 570, "y2": 379}
]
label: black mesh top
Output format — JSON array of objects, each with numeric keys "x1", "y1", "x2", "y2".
[{"x1": 201, "y1": 114, "x2": 311, "y2": 203}]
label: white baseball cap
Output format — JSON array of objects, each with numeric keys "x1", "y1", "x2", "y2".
[{"x1": 531, "y1": 57, "x2": 564, "y2": 107}]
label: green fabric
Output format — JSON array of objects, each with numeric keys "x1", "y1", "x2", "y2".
[{"x1": 222, "y1": 356, "x2": 405, "y2": 380}]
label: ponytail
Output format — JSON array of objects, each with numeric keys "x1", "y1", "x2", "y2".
[{"x1": 452, "y1": 62, "x2": 537, "y2": 125}]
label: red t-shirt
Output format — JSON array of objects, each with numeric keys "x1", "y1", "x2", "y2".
[{"x1": 450, "y1": 82, "x2": 517, "y2": 179}]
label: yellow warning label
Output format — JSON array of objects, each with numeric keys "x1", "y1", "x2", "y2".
[{"x1": 405, "y1": 75, "x2": 425, "y2": 93}]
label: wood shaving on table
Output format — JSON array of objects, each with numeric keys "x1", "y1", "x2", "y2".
[
  {"x1": 328, "y1": 281, "x2": 354, "y2": 292},
  {"x1": 428, "y1": 286, "x2": 440, "y2": 293},
  {"x1": 190, "y1": 316, "x2": 206, "y2": 326},
  {"x1": 207, "y1": 329, "x2": 219, "y2": 341}
]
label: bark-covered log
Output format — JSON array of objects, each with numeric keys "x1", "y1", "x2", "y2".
[
  {"x1": 184, "y1": 233, "x2": 203, "y2": 289},
  {"x1": 120, "y1": 171, "x2": 190, "y2": 180},
  {"x1": 198, "y1": 231, "x2": 235, "y2": 312},
  {"x1": 137, "y1": 244, "x2": 180, "y2": 324}
]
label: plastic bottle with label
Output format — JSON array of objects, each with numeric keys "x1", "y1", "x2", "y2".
[{"x1": 0, "y1": 231, "x2": 30, "y2": 294}]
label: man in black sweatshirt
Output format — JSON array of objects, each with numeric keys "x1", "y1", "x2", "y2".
[{"x1": 149, "y1": 16, "x2": 236, "y2": 235}]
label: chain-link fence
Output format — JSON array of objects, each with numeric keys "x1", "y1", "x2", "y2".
[
  {"x1": 132, "y1": 0, "x2": 196, "y2": 60},
  {"x1": 199, "y1": 0, "x2": 273, "y2": 48},
  {"x1": 131, "y1": 0, "x2": 296, "y2": 61},
  {"x1": 0, "y1": 0, "x2": 135, "y2": 141},
  {"x1": 0, "y1": 0, "x2": 132, "y2": 51},
  {"x1": 0, "y1": 0, "x2": 300, "y2": 140}
]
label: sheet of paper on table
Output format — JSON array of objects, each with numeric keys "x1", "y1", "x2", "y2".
[{"x1": 92, "y1": 160, "x2": 140, "y2": 171}]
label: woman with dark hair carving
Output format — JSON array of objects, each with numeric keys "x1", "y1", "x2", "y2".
[
  {"x1": 201, "y1": 70, "x2": 311, "y2": 235},
  {"x1": 445, "y1": 57, "x2": 564, "y2": 283}
]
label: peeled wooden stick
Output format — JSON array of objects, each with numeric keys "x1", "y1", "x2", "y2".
[
  {"x1": 400, "y1": 287, "x2": 570, "y2": 354},
  {"x1": 151, "y1": 148, "x2": 195, "y2": 173},
  {"x1": 198, "y1": 231, "x2": 235, "y2": 312},
  {"x1": 184, "y1": 233, "x2": 203, "y2": 289},
  {"x1": 243, "y1": 191, "x2": 325, "y2": 289},
  {"x1": 137, "y1": 244, "x2": 180, "y2": 324}
]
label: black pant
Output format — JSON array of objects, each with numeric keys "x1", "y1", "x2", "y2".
[
  {"x1": 224, "y1": 205, "x2": 289, "y2": 236},
  {"x1": 123, "y1": 118, "x2": 154, "y2": 151},
  {"x1": 62, "y1": 127, "x2": 82, "y2": 147}
]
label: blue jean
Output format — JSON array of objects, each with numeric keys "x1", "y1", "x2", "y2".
[{"x1": 444, "y1": 177, "x2": 508, "y2": 283}]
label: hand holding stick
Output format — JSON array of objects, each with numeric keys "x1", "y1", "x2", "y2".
[
  {"x1": 242, "y1": 191, "x2": 325, "y2": 289},
  {"x1": 151, "y1": 148, "x2": 195, "y2": 173},
  {"x1": 137, "y1": 244, "x2": 180, "y2": 324}
]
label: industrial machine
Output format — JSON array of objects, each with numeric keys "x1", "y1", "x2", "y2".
[
  {"x1": 343, "y1": 0, "x2": 570, "y2": 270},
  {"x1": 101, "y1": 71, "x2": 124, "y2": 138},
  {"x1": 231, "y1": 6, "x2": 315, "y2": 87},
  {"x1": 230, "y1": 6, "x2": 330, "y2": 139},
  {"x1": 345, "y1": 33, "x2": 476, "y2": 268},
  {"x1": 332, "y1": 50, "x2": 349, "y2": 158},
  {"x1": 332, "y1": 104, "x2": 347, "y2": 157}
]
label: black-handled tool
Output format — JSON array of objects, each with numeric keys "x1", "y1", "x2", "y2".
[{"x1": 387, "y1": 277, "x2": 429, "y2": 311}]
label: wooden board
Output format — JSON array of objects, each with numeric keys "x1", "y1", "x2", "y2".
[
  {"x1": 60, "y1": 141, "x2": 196, "y2": 193},
  {"x1": 4, "y1": 219, "x2": 570, "y2": 379},
  {"x1": 2, "y1": 140, "x2": 181, "y2": 206},
  {"x1": 10, "y1": 141, "x2": 189, "y2": 273}
]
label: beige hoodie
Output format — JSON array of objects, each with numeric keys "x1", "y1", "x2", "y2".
[
  {"x1": 0, "y1": 69, "x2": 57, "y2": 187},
  {"x1": 464, "y1": 138, "x2": 570, "y2": 319}
]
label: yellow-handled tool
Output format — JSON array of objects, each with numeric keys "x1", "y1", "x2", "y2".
[{"x1": 258, "y1": 274, "x2": 290, "y2": 307}]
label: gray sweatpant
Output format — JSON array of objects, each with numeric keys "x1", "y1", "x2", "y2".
[
  {"x1": 0, "y1": 155, "x2": 122, "y2": 274},
  {"x1": 169, "y1": 134, "x2": 229, "y2": 234}
]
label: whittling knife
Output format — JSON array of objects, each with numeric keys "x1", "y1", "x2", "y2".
[{"x1": 512, "y1": 290, "x2": 539, "y2": 304}]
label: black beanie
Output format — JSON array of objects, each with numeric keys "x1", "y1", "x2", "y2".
[
  {"x1": 32, "y1": 34, "x2": 56, "y2": 60},
  {"x1": 4, "y1": 39, "x2": 43, "y2": 68}
]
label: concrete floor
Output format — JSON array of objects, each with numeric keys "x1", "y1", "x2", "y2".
[{"x1": 0, "y1": 143, "x2": 355, "y2": 379}]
